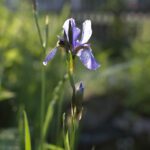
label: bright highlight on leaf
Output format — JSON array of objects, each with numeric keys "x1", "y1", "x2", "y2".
[
  {"x1": 64, "y1": 132, "x2": 71, "y2": 150},
  {"x1": 44, "y1": 143, "x2": 64, "y2": 150}
]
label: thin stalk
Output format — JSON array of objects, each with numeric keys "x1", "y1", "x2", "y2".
[
  {"x1": 0, "y1": 67, "x2": 3, "y2": 90},
  {"x1": 66, "y1": 52, "x2": 78, "y2": 150},
  {"x1": 40, "y1": 65, "x2": 46, "y2": 142},
  {"x1": 33, "y1": 10, "x2": 45, "y2": 51},
  {"x1": 66, "y1": 52, "x2": 76, "y2": 106},
  {"x1": 40, "y1": 17, "x2": 49, "y2": 146},
  {"x1": 40, "y1": 29, "x2": 47, "y2": 150},
  {"x1": 32, "y1": 2, "x2": 48, "y2": 149}
]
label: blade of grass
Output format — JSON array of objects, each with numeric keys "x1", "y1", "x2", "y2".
[
  {"x1": 42, "y1": 97, "x2": 56, "y2": 139},
  {"x1": 62, "y1": 114, "x2": 71, "y2": 150},
  {"x1": 42, "y1": 74, "x2": 68, "y2": 140},
  {"x1": 64, "y1": 132, "x2": 70, "y2": 150},
  {"x1": 23, "y1": 110, "x2": 31, "y2": 150}
]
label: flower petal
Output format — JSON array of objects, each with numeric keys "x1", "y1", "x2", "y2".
[
  {"x1": 63, "y1": 18, "x2": 81, "y2": 49},
  {"x1": 72, "y1": 27, "x2": 80, "y2": 50},
  {"x1": 43, "y1": 47, "x2": 58, "y2": 66},
  {"x1": 77, "y1": 48, "x2": 100, "y2": 70},
  {"x1": 80, "y1": 20, "x2": 92, "y2": 44},
  {"x1": 73, "y1": 27, "x2": 80, "y2": 42},
  {"x1": 63, "y1": 18, "x2": 75, "y2": 42}
]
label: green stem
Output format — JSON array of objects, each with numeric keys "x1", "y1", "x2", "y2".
[
  {"x1": 41, "y1": 17, "x2": 49, "y2": 142},
  {"x1": 66, "y1": 52, "x2": 76, "y2": 107},
  {"x1": 32, "y1": 6, "x2": 48, "y2": 150},
  {"x1": 0, "y1": 67, "x2": 3, "y2": 90},
  {"x1": 40, "y1": 66, "x2": 46, "y2": 149},
  {"x1": 33, "y1": 10, "x2": 45, "y2": 51},
  {"x1": 66, "y1": 52, "x2": 78, "y2": 150}
]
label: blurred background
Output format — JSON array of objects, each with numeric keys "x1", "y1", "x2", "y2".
[{"x1": 0, "y1": 0, "x2": 150, "y2": 149}]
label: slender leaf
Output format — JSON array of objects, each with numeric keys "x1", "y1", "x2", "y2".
[
  {"x1": 43, "y1": 74, "x2": 68, "y2": 139},
  {"x1": 64, "y1": 132, "x2": 70, "y2": 150},
  {"x1": 42, "y1": 98, "x2": 56, "y2": 139},
  {"x1": 23, "y1": 110, "x2": 31, "y2": 150}
]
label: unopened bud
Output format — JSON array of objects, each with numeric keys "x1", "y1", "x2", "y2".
[
  {"x1": 75, "y1": 82, "x2": 84, "y2": 107},
  {"x1": 76, "y1": 82, "x2": 84, "y2": 96}
]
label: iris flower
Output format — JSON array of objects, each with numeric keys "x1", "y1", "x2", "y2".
[{"x1": 43, "y1": 18, "x2": 100, "y2": 70}]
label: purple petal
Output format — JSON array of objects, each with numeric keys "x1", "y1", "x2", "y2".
[
  {"x1": 77, "y1": 48, "x2": 100, "y2": 70},
  {"x1": 43, "y1": 47, "x2": 58, "y2": 66},
  {"x1": 72, "y1": 27, "x2": 80, "y2": 48},
  {"x1": 78, "y1": 82, "x2": 84, "y2": 93},
  {"x1": 80, "y1": 20, "x2": 92, "y2": 44},
  {"x1": 73, "y1": 27, "x2": 80, "y2": 42},
  {"x1": 75, "y1": 81, "x2": 84, "y2": 98},
  {"x1": 63, "y1": 18, "x2": 81, "y2": 49}
]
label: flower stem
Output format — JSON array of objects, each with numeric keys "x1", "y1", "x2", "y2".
[
  {"x1": 67, "y1": 52, "x2": 76, "y2": 106},
  {"x1": 66, "y1": 51, "x2": 78, "y2": 150},
  {"x1": 33, "y1": 10, "x2": 45, "y2": 51},
  {"x1": 40, "y1": 64, "x2": 46, "y2": 141}
]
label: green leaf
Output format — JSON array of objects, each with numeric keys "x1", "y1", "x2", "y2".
[
  {"x1": 64, "y1": 132, "x2": 70, "y2": 150},
  {"x1": 23, "y1": 110, "x2": 31, "y2": 150},
  {"x1": 43, "y1": 74, "x2": 68, "y2": 139},
  {"x1": 44, "y1": 143, "x2": 64, "y2": 150},
  {"x1": 43, "y1": 99, "x2": 56, "y2": 139}
]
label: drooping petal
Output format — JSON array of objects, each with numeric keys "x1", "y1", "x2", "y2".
[
  {"x1": 80, "y1": 20, "x2": 92, "y2": 44},
  {"x1": 77, "y1": 48, "x2": 100, "y2": 70},
  {"x1": 43, "y1": 47, "x2": 58, "y2": 66},
  {"x1": 75, "y1": 43, "x2": 90, "y2": 52}
]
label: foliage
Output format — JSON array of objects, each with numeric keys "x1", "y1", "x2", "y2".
[
  {"x1": 125, "y1": 20, "x2": 150, "y2": 114},
  {"x1": 0, "y1": 1, "x2": 68, "y2": 125},
  {"x1": 0, "y1": 1, "x2": 75, "y2": 149},
  {"x1": 23, "y1": 111, "x2": 31, "y2": 150},
  {"x1": 1, "y1": 0, "x2": 150, "y2": 149}
]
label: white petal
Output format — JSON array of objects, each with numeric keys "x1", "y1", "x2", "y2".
[
  {"x1": 63, "y1": 18, "x2": 75, "y2": 41},
  {"x1": 80, "y1": 20, "x2": 92, "y2": 44}
]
